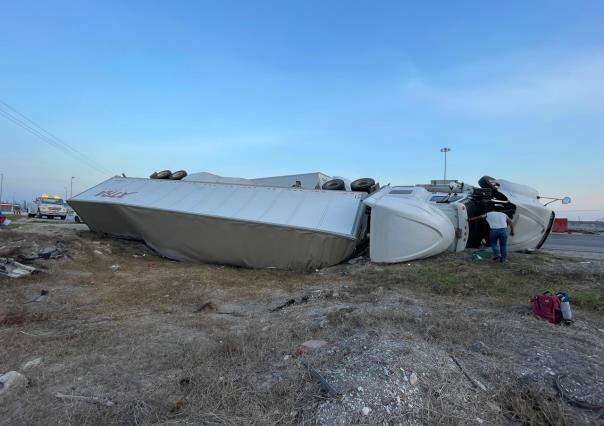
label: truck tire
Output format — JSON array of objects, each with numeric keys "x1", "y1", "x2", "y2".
[
  {"x1": 351, "y1": 178, "x2": 375, "y2": 193},
  {"x1": 169, "y1": 170, "x2": 188, "y2": 180},
  {"x1": 155, "y1": 170, "x2": 172, "y2": 179},
  {"x1": 149, "y1": 171, "x2": 159, "y2": 179},
  {"x1": 28, "y1": 213, "x2": 35, "y2": 218},
  {"x1": 478, "y1": 176, "x2": 498, "y2": 191},
  {"x1": 322, "y1": 179, "x2": 346, "y2": 191}
]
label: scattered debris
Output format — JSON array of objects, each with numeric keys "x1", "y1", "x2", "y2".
[
  {"x1": 194, "y1": 301, "x2": 217, "y2": 312},
  {"x1": 296, "y1": 339, "x2": 328, "y2": 355},
  {"x1": 471, "y1": 340, "x2": 489, "y2": 354},
  {"x1": 18, "y1": 331, "x2": 40, "y2": 337},
  {"x1": 0, "y1": 371, "x2": 27, "y2": 398},
  {"x1": 0, "y1": 258, "x2": 37, "y2": 278},
  {"x1": 270, "y1": 296, "x2": 310, "y2": 312},
  {"x1": 23, "y1": 290, "x2": 49, "y2": 304},
  {"x1": 216, "y1": 310, "x2": 246, "y2": 317},
  {"x1": 469, "y1": 249, "x2": 492, "y2": 262},
  {"x1": 270, "y1": 299, "x2": 296, "y2": 312},
  {"x1": 486, "y1": 401, "x2": 501, "y2": 412},
  {"x1": 21, "y1": 357, "x2": 43, "y2": 370},
  {"x1": 54, "y1": 392, "x2": 115, "y2": 407},
  {"x1": 555, "y1": 374, "x2": 604, "y2": 410},
  {"x1": 300, "y1": 360, "x2": 341, "y2": 399},
  {"x1": 347, "y1": 256, "x2": 368, "y2": 265},
  {"x1": 93, "y1": 250, "x2": 104, "y2": 256},
  {"x1": 450, "y1": 354, "x2": 487, "y2": 392},
  {"x1": 409, "y1": 372, "x2": 419, "y2": 385},
  {"x1": 20, "y1": 245, "x2": 65, "y2": 261},
  {"x1": 168, "y1": 399, "x2": 185, "y2": 413},
  {"x1": 110, "y1": 264, "x2": 120, "y2": 272},
  {"x1": 361, "y1": 406, "x2": 372, "y2": 415}
]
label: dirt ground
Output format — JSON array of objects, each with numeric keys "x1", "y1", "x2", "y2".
[{"x1": 1, "y1": 218, "x2": 603, "y2": 425}]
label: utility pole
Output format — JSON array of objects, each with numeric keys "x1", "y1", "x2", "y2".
[
  {"x1": 70, "y1": 176, "x2": 75, "y2": 198},
  {"x1": 440, "y1": 147, "x2": 451, "y2": 181},
  {"x1": 0, "y1": 173, "x2": 3, "y2": 205}
]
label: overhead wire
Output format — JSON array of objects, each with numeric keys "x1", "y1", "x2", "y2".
[{"x1": 0, "y1": 100, "x2": 112, "y2": 175}]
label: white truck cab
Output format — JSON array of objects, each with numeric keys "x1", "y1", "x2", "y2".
[{"x1": 28, "y1": 194, "x2": 68, "y2": 220}]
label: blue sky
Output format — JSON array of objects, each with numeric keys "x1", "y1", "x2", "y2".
[{"x1": 1, "y1": 1, "x2": 603, "y2": 218}]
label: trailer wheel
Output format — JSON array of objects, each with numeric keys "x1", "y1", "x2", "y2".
[
  {"x1": 478, "y1": 176, "x2": 499, "y2": 191},
  {"x1": 169, "y1": 170, "x2": 188, "y2": 180},
  {"x1": 155, "y1": 170, "x2": 172, "y2": 179},
  {"x1": 322, "y1": 179, "x2": 346, "y2": 191},
  {"x1": 351, "y1": 178, "x2": 376, "y2": 193}
]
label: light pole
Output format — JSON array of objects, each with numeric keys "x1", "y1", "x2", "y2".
[
  {"x1": 70, "y1": 176, "x2": 75, "y2": 198},
  {"x1": 440, "y1": 147, "x2": 451, "y2": 181},
  {"x1": 0, "y1": 173, "x2": 3, "y2": 204}
]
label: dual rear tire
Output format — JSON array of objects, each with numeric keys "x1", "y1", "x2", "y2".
[
  {"x1": 150, "y1": 170, "x2": 188, "y2": 180},
  {"x1": 322, "y1": 177, "x2": 376, "y2": 193}
]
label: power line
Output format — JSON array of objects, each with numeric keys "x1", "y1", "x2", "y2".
[
  {"x1": 0, "y1": 100, "x2": 110, "y2": 172},
  {"x1": 0, "y1": 102, "x2": 111, "y2": 174},
  {"x1": 0, "y1": 100, "x2": 112, "y2": 175},
  {"x1": 0, "y1": 108, "x2": 109, "y2": 175}
]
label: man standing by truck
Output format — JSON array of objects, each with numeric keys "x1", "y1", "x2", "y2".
[{"x1": 469, "y1": 208, "x2": 515, "y2": 263}]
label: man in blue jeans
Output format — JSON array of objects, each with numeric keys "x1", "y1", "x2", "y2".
[{"x1": 469, "y1": 209, "x2": 515, "y2": 262}]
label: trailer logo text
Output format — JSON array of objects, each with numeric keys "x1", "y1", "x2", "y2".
[{"x1": 95, "y1": 190, "x2": 138, "y2": 199}]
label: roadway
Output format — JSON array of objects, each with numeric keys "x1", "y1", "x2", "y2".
[{"x1": 542, "y1": 233, "x2": 604, "y2": 259}]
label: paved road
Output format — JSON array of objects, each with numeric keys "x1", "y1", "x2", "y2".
[{"x1": 542, "y1": 233, "x2": 604, "y2": 259}]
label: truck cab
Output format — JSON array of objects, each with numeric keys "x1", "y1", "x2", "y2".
[{"x1": 28, "y1": 194, "x2": 68, "y2": 220}]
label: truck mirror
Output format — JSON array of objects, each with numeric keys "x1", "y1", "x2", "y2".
[{"x1": 562, "y1": 197, "x2": 571, "y2": 205}]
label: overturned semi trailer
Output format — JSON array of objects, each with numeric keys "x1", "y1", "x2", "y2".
[{"x1": 68, "y1": 172, "x2": 554, "y2": 270}]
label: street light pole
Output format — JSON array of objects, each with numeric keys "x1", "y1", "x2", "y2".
[
  {"x1": 440, "y1": 147, "x2": 451, "y2": 181},
  {"x1": 70, "y1": 176, "x2": 75, "y2": 198},
  {"x1": 0, "y1": 173, "x2": 3, "y2": 204}
]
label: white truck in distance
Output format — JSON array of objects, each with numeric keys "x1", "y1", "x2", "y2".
[{"x1": 28, "y1": 195, "x2": 68, "y2": 220}]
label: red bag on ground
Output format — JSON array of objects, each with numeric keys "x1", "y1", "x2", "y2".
[{"x1": 530, "y1": 293, "x2": 562, "y2": 324}]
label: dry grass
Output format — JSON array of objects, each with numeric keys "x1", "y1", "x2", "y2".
[
  {"x1": 498, "y1": 382, "x2": 571, "y2": 426},
  {"x1": 1, "y1": 223, "x2": 603, "y2": 425},
  {"x1": 351, "y1": 252, "x2": 604, "y2": 312}
]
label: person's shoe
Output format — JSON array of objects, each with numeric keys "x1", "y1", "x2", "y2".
[
  {"x1": 500, "y1": 259, "x2": 508, "y2": 264},
  {"x1": 492, "y1": 256, "x2": 500, "y2": 261}
]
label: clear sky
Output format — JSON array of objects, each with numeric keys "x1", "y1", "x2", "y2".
[{"x1": 1, "y1": 1, "x2": 603, "y2": 219}]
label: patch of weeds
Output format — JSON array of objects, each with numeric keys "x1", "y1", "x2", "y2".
[
  {"x1": 570, "y1": 290, "x2": 603, "y2": 312},
  {"x1": 499, "y1": 381, "x2": 571, "y2": 425},
  {"x1": 173, "y1": 328, "x2": 315, "y2": 425},
  {"x1": 353, "y1": 258, "x2": 604, "y2": 312},
  {"x1": 0, "y1": 307, "x2": 51, "y2": 326}
]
